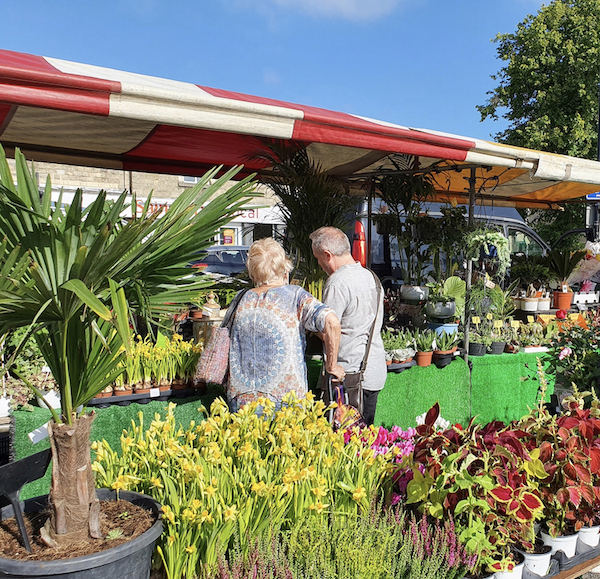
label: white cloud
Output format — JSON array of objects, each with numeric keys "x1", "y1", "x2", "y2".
[
  {"x1": 229, "y1": 0, "x2": 403, "y2": 22},
  {"x1": 263, "y1": 68, "x2": 281, "y2": 85},
  {"x1": 273, "y1": 0, "x2": 401, "y2": 21}
]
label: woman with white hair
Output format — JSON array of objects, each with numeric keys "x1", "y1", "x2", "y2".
[{"x1": 227, "y1": 237, "x2": 344, "y2": 411}]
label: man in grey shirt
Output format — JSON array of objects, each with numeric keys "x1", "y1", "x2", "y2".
[{"x1": 310, "y1": 226, "x2": 386, "y2": 425}]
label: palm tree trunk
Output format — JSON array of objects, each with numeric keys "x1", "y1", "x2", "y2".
[{"x1": 41, "y1": 413, "x2": 102, "y2": 546}]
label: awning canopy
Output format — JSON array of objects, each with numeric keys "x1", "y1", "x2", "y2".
[{"x1": 1, "y1": 48, "x2": 600, "y2": 208}]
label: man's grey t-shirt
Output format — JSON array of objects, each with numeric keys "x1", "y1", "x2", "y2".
[{"x1": 323, "y1": 262, "x2": 387, "y2": 392}]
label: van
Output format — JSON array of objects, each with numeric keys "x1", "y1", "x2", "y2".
[{"x1": 351, "y1": 200, "x2": 550, "y2": 288}]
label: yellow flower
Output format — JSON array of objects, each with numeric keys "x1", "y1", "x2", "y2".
[
  {"x1": 199, "y1": 509, "x2": 213, "y2": 524},
  {"x1": 167, "y1": 535, "x2": 176, "y2": 546},
  {"x1": 311, "y1": 486, "x2": 328, "y2": 498},
  {"x1": 223, "y1": 505, "x2": 238, "y2": 521},
  {"x1": 308, "y1": 501, "x2": 329, "y2": 514},
  {"x1": 251, "y1": 481, "x2": 267, "y2": 495},
  {"x1": 205, "y1": 485, "x2": 216, "y2": 497},
  {"x1": 150, "y1": 476, "x2": 163, "y2": 489},
  {"x1": 185, "y1": 545, "x2": 197, "y2": 554},
  {"x1": 352, "y1": 486, "x2": 367, "y2": 502}
]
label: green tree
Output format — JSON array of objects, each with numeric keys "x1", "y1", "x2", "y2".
[{"x1": 478, "y1": 0, "x2": 600, "y2": 248}]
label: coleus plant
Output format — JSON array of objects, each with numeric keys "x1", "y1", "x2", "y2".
[
  {"x1": 405, "y1": 403, "x2": 547, "y2": 574},
  {"x1": 514, "y1": 367, "x2": 600, "y2": 537}
]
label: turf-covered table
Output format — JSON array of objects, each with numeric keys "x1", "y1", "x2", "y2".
[
  {"x1": 12, "y1": 388, "x2": 224, "y2": 500},
  {"x1": 374, "y1": 351, "x2": 554, "y2": 430}
]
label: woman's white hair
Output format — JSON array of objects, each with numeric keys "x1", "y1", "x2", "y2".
[{"x1": 247, "y1": 237, "x2": 292, "y2": 285}]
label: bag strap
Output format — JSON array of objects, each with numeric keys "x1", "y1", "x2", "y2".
[
  {"x1": 359, "y1": 269, "x2": 382, "y2": 375},
  {"x1": 220, "y1": 289, "x2": 249, "y2": 329}
]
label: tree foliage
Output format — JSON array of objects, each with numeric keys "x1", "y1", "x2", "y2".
[
  {"x1": 478, "y1": 0, "x2": 600, "y2": 248},
  {"x1": 478, "y1": 0, "x2": 600, "y2": 159}
]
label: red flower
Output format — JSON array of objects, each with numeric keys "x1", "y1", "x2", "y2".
[{"x1": 556, "y1": 309, "x2": 567, "y2": 320}]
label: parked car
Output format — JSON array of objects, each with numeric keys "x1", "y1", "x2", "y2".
[{"x1": 191, "y1": 245, "x2": 250, "y2": 276}]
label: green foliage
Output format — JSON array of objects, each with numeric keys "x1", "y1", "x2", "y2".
[
  {"x1": 415, "y1": 329, "x2": 436, "y2": 352},
  {"x1": 478, "y1": 0, "x2": 600, "y2": 159},
  {"x1": 478, "y1": 1, "x2": 600, "y2": 249},
  {"x1": 93, "y1": 394, "x2": 398, "y2": 576},
  {"x1": 374, "y1": 161, "x2": 438, "y2": 285},
  {"x1": 0, "y1": 145, "x2": 257, "y2": 422},
  {"x1": 434, "y1": 331, "x2": 458, "y2": 352},
  {"x1": 510, "y1": 254, "x2": 554, "y2": 289},
  {"x1": 256, "y1": 141, "x2": 357, "y2": 285},
  {"x1": 545, "y1": 248, "x2": 587, "y2": 285}
]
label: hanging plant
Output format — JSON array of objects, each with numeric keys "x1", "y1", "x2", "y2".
[{"x1": 465, "y1": 229, "x2": 511, "y2": 277}]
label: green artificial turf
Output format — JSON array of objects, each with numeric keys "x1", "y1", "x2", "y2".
[
  {"x1": 470, "y1": 351, "x2": 554, "y2": 426},
  {"x1": 12, "y1": 385, "x2": 225, "y2": 500},
  {"x1": 374, "y1": 357, "x2": 472, "y2": 430}
]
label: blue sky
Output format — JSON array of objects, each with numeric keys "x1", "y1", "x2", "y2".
[{"x1": 2, "y1": 0, "x2": 545, "y2": 141}]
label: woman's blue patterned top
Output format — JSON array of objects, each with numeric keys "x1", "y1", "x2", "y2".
[{"x1": 228, "y1": 284, "x2": 331, "y2": 411}]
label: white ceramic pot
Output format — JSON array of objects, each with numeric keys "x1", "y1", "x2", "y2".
[
  {"x1": 400, "y1": 285, "x2": 429, "y2": 302},
  {"x1": 537, "y1": 297, "x2": 551, "y2": 311},
  {"x1": 520, "y1": 297, "x2": 539, "y2": 312},
  {"x1": 517, "y1": 547, "x2": 552, "y2": 577},
  {"x1": 578, "y1": 524, "x2": 600, "y2": 547},
  {"x1": 0, "y1": 396, "x2": 10, "y2": 418},
  {"x1": 494, "y1": 562, "x2": 524, "y2": 579},
  {"x1": 541, "y1": 530, "x2": 579, "y2": 558},
  {"x1": 425, "y1": 300, "x2": 456, "y2": 319}
]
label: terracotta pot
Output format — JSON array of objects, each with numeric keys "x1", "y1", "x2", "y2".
[
  {"x1": 114, "y1": 389, "x2": 133, "y2": 396},
  {"x1": 415, "y1": 351, "x2": 433, "y2": 367},
  {"x1": 553, "y1": 291, "x2": 573, "y2": 310}
]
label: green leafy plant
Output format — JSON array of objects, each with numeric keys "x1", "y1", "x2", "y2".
[
  {"x1": 465, "y1": 228, "x2": 511, "y2": 278},
  {"x1": 415, "y1": 329, "x2": 435, "y2": 352},
  {"x1": 545, "y1": 249, "x2": 587, "y2": 288},
  {"x1": 0, "y1": 145, "x2": 256, "y2": 546},
  {"x1": 434, "y1": 331, "x2": 458, "y2": 352}
]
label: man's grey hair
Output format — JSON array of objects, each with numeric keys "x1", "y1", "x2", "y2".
[{"x1": 310, "y1": 226, "x2": 351, "y2": 256}]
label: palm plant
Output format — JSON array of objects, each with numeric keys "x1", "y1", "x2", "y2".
[
  {"x1": 254, "y1": 140, "x2": 357, "y2": 285},
  {"x1": 0, "y1": 146, "x2": 256, "y2": 546}
]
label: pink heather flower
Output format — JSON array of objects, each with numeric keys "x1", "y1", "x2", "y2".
[
  {"x1": 581, "y1": 280, "x2": 594, "y2": 293},
  {"x1": 559, "y1": 347, "x2": 572, "y2": 360}
]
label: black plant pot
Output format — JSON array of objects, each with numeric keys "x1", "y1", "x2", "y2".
[
  {"x1": 489, "y1": 341, "x2": 506, "y2": 355},
  {"x1": 432, "y1": 351, "x2": 454, "y2": 368},
  {"x1": 0, "y1": 489, "x2": 163, "y2": 579},
  {"x1": 468, "y1": 342, "x2": 487, "y2": 356}
]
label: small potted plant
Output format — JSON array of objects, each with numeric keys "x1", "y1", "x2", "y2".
[
  {"x1": 545, "y1": 249, "x2": 587, "y2": 310},
  {"x1": 414, "y1": 328, "x2": 435, "y2": 367},
  {"x1": 432, "y1": 331, "x2": 458, "y2": 368}
]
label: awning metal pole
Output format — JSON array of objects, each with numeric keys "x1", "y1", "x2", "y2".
[{"x1": 463, "y1": 168, "x2": 477, "y2": 364}]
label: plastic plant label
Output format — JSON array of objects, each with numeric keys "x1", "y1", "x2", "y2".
[
  {"x1": 511, "y1": 320, "x2": 520, "y2": 328},
  {"x1": 493, "y1": 320, "x2": 503, "y2": 328},
  {"x1": 527, "y1": 315, "x2": 535, "y2": 323},
  {"x1": 472, "y1": 316, "x2": 480, "y2": 324},
  {"x1": 28, "y1": 422, "x2": 49, "y2": 444},
  {"x1": 485, "y1": 279, "x2": 496, "y2": 289},
  {"x1": 486, "y1": 313, "x2": 494, "y2": 320}
]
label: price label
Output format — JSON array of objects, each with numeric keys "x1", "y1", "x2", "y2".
[
  {"x1": 472, "y1": 316, "x2": 480, "y2": 324},
  {"x1": 493, "y1": 320, "x2": 503, "y2": 328},
  {"x1": 486, "y1": 313, "x2": 494, "y2": 320},
  {"x1": 527, "y1": 315, "x2": 535, "y2": 324},
  {"x1": 511, "y1": 320, "x2": 520, "y2": 328}
]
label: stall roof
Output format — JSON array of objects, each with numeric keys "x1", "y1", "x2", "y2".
[{"x1": 1, "y1": 48, "x2": 600, "y2": 208}]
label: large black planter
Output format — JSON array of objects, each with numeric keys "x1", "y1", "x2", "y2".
[
  {"x1": 432, "y1": 351, "x2": 454, "y2": 368},
  {"x1": 0, "y1": 489, "x2": 163, "y2": 579},
  {"x1": 489, "y1": 341, "x2": 506, "y2": 355},
  {"x1": 468, "y1": 342, "x2": 487, "y2": 356}
]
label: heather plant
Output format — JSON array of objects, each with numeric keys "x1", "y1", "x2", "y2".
[
  {"x1": 206, "y1": 507, "x2": 473, "y2": 579},
  {"x1": 93, "y1": 392, "x2": 398, "y2": 579}
]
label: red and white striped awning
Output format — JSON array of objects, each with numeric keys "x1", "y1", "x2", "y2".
[{"x1": 1, "y1": 48, "x2": 600, "y2": 208}]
